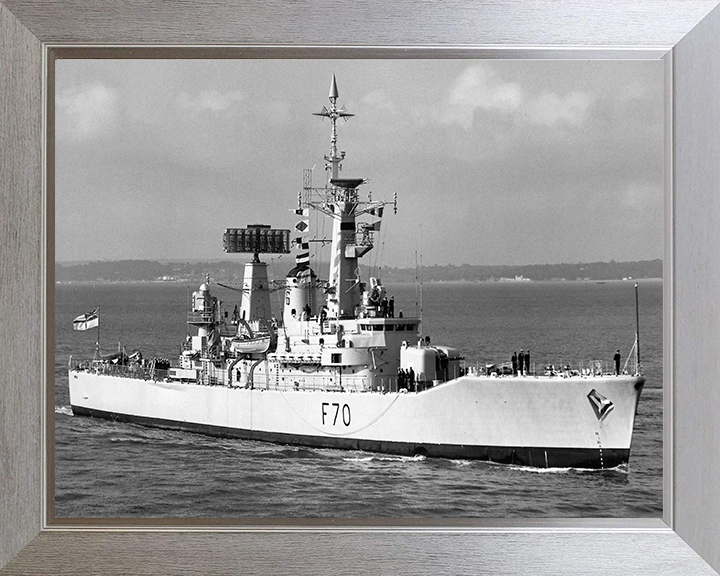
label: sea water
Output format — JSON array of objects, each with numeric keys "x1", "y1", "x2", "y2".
[{"x1": 54, "y1": 279, "x2": 662, "y2": 518}]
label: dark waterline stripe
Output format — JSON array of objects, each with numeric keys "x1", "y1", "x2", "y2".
[{"x1": 71, "y1": 406, "x2": 630, "y2": 470}]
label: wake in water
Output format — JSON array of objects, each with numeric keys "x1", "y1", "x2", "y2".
[
  {"x1": 343, "y1": 454, "x2": 426, "y2": 463},
  {"x1": 504, "y1": 462, "x2": 630, "y2": 475},
  {"x1": 55, "y1": 405, "x2": 73, "y2": 416}
]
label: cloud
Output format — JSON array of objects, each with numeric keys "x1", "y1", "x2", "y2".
[
  {"x1": 441, "y1": 64, "x2": 593, "y2": 130},
  {"x1": 177, "y1": 89, "x2": 244, "y2": 113},
  {"x1": 362, "y1": 89, "x2": 395, "y2": 111},
  {"x1": 442, "y1": 65, "x2": 522, "y2": 128},
  {"x1": 525, "y1": 91, "x2": 593, "y2": 127},
  {"x1": 450, "y1": 65, "x2": 523, "y2": 112},
  {"x1": 56, "y1": 83, "x2": 118, "y2": 141}
]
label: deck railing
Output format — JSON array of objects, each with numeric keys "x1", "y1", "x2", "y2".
[
  {"x1": 73, "y1": 361, "x2": 169, "y2": 381},
  {"x1": 462, "y1": 358, "x2": 639, "y2": 378}
]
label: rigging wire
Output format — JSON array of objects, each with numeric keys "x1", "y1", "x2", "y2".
[
  {"x1": 186, "y1": 285, "x2": 190, "y2": 337},
  {"x1": 420, "y1": 252, "x2": 424, "y2": 326},
  {"x1": 419, "y1": 225, "x2": 424, "y2": 326},
  {"x1": 377, "y1": 217, "x2": 388, "y2": 278},
  {"x1": 414, "y1": 249, "x2": 419, "y2": 318}
]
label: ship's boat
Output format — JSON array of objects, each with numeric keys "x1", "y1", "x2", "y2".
[
  {"x1": 230, "y1": 336, "x2": 272, "y2": 355},
  {"x1": 69, "y1": 75, "x2": 645, "y2": 470},
  {"x1": 230, "y1": 318, "x2": 275, "y2": 355}
]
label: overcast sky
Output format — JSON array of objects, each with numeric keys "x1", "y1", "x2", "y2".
[{"x1": 56, "y1": 59, "x2": 663, "y2": 267}]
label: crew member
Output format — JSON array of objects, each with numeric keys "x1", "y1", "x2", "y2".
[{"x1": 614, "y1": 349, "x2": 621, "y2": 375}]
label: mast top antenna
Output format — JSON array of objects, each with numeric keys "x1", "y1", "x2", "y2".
[
  {"x1": 329, "y1": 73, "x2": 339, "y2": 99},
  {"x1": 312, "y1": 75, "x2": 355, "y2": 180}
]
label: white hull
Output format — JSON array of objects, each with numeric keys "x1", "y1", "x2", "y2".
[{"x1": 69, "y1": 370, "x2": 643, "y2": 468}]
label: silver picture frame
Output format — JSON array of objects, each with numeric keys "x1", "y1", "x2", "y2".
[{"x1": 2, "y1": 1, "x2": 719, "y2": 574}]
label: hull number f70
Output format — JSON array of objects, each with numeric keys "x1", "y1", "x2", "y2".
[{"x1": 321, "y1": 402, "x2": 351, "y2": 426}]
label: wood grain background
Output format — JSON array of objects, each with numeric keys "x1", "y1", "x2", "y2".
[
  {"x1": 0, "y1": 0, "x2": 43, "y2": 569},
  {"x1": 2, "y1": 1, "x2": 720, "y2": 574}
]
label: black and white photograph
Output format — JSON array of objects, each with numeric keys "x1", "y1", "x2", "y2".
[{"x1": 54, "y1": 59, "x2": 663, "y2": 518}]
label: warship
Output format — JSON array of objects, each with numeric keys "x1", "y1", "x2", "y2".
[{"x1": 69, "y1": 75, "x2": 645, "y2": 469}]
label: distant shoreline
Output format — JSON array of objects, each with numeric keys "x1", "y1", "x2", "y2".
[{"x1": 55, "y1": 258, "x2": 663, "y2": 284}]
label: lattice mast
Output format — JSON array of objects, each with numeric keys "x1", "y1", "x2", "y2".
[{"x1": 304, "y1": 75, "x2": 396, "y2": 319}]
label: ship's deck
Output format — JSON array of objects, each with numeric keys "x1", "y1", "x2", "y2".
[{"x1": 70, "y1": 360, "x2": 643, "y2": 397}]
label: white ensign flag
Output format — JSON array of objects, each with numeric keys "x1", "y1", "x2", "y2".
[{"x1": 73, "y1": 308, "x2": 99, "y2": 331}]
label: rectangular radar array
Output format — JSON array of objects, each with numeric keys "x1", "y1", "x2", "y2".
[{"x1": 223, "y1": 225, "x2": 291, "y2": 254}]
